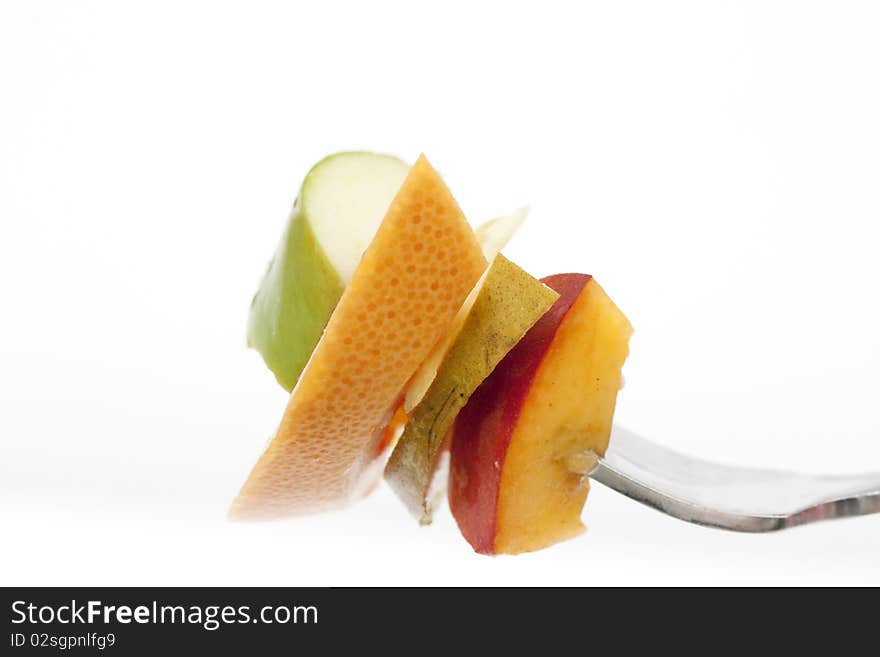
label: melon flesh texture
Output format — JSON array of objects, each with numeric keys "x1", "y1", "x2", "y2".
[
  {"x1": 248, "y1": 152, "x2": 410, "y2": 392},
  {"x1": 449, "y1": 275, "x2": 632, "y2": 554},
  {"x1": 385, "y1": 255, "x2": 559, "y2": 523},
  {"x1": 230, "y1": 155, "x2": 487, "y2": 519},
  {"x1": 401, "y1": 207, "x2": 530, "y2": 414}
]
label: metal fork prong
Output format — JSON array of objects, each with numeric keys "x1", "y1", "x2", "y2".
[{"x1": 589, "y1": 426, "x2": 880, "y2": 532}]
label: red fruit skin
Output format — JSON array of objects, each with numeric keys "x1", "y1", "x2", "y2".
[{"x1": 448, "y1": 273, "x2": 592, "y2": 554}]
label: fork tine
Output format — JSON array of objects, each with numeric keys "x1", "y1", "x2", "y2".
[{"x1": 589, "y1": 426, "x2": 880, "y2": 532}]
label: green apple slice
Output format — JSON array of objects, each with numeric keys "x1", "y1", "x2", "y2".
[
  {"x1": 385, "y1": 254, "x2": 559, "y2": 523},
  {"x1": 247, "y1": 151, "x2": 410, "y2": 391}
]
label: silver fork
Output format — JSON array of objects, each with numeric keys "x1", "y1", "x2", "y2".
[{"x1": 589, "y1": 426, "x2": 880, "y2": 532}]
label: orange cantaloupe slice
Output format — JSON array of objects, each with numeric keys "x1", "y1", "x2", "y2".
[{"x1": 230, "y1": 155, "x2": 487, "y2": 519}]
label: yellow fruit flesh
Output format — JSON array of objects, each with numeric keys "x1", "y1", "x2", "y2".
[
  {"x1": 230, "y1": 155, "x2": 486, "y2": 519},
  {"x1": 494, "y1": 279, "x2": 632, "y2": 554}
]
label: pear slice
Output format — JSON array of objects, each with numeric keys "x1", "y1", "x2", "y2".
[
  {"x1": 385, "y1": 255, "x2": 559, "y2": 523},
  {"x1": 247, "y1": 151, "x2": 410, "y2": 391},
  {"x1": 474, "y1": 206, "x2": 528, "y2": 260}
]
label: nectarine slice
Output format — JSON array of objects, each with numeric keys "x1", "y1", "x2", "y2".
[
  {"x1": 230, "y1": 155, "x2": 486, "y2": 519},
  {"x1": 448, "y1": 274, "x2": 632, "y2": 554}
]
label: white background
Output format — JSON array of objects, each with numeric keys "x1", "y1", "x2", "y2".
[{"x1": 2, "y1": 1, "x2": 879, "y2": 586}]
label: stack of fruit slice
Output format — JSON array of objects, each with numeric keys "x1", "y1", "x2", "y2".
[
  {"x1": 385, "y1": 254, "x2": 559, "y2": 524},
  {"x1": 233, "y1": 151, "x2": 633, "y2": 554}
]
